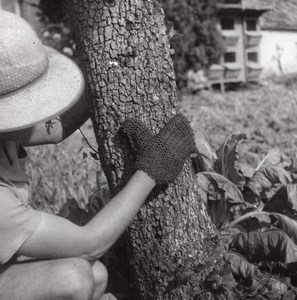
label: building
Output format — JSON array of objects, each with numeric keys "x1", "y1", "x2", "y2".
[
  {"x1": 259, "y1": 0, "x2": 297, "y2": 77},
  {"x1": 208, "y1": 0, "x2": 274, "y2": 88}
]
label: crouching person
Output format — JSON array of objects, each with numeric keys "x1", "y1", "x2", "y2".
[{"x1": 0, "y1": 10, "x2": 196, "y2": 300}]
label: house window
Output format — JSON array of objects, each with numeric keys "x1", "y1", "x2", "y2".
[
  {"x1": 246, "y1": 19, "x2": 257, "y2": 31},
  {"x1": 247, "y1": 52, "x2": 258, "y2": 63},
  {"x1": 221, "y1": 18, "x2": 235, "y2": 30},
  {"x1": 224, "y1": 52, "x2": 236, "y2": 63}
]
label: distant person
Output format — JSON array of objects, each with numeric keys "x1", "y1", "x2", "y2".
[
  {"x1": 0, "y1": 10, "x2": 196, "y2": 299},
  {"x1": 187, "y1": 62, "x2": 208, "y2": 93}
]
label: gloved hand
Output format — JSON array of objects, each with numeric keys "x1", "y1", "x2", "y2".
[{"x1": 122, "y1": 114, "x2": 197, "y2": 184}]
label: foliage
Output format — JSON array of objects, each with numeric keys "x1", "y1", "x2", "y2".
[
  {"x1": 25, "y1": 127, "x2": 107, "y2": 214},
  {"x1": 35, "y1": 0, "x2": 75, "y2": 56},
  {"x1": 193, "y1": 125, "x2": 297, "y2": 299},
  {"x1": 36, "y1": 0, "x2": 224, "y2": 88},
  {"x1": 161, "y1": 0, "x2": 224, "y2": 89}
]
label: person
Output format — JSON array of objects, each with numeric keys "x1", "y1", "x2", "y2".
[
  {"x1": 0, "y1": 10, "x2": 197, "y2": 300},
  {"x1": 186, "y1": 62, "x2": 208, "y2": 94}
]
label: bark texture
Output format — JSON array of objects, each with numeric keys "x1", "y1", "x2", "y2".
[{"x1": 65, "y1": 1, "x2": 224, "y2": 299}]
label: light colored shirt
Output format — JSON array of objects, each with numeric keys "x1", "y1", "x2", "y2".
[{"x1": 0, "y1": 142, "x2": 41, "y2": 265}]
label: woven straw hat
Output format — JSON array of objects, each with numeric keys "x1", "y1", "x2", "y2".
[{"x1": 0, "y1": 10, "x2": 85, "y2": 133}]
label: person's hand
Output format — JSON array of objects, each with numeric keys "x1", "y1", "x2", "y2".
[{"x1": 122, "y1": 114, "x2": 197, "y2": 184}]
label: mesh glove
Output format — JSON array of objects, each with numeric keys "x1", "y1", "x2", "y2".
[{"x1": 122, "y1": 114, "x2": 197, "y2": 184}]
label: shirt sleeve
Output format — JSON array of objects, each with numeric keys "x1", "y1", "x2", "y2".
[{"x1": 0, "y1": 185, "x2": 41, "y2": 264}]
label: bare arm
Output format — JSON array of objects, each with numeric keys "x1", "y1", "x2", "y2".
[
  {"x1": 21, "y1": 94, "x2": 90, "y2": 146},
  {"x1": 18, "y1": 171, "x2": 155, "y2": 261}
]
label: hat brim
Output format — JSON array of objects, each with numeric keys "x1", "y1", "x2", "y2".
[{"x1": 0, "y1": 47, "x2": 85, "y2": 133}]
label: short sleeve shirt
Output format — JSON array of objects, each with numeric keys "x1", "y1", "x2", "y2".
[{"x1": 0, "y1": 142, "x2": 41, "y2": 265}]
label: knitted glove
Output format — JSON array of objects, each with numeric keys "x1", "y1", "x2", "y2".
[{"x1": 122, "y1": 114, "x2": 197, "y2": 184}]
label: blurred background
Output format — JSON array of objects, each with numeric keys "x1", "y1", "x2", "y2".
[{"x1": 2, "y1": 0, "x2": 297, "y2": 214}]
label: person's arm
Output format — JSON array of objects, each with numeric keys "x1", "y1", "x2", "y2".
[
  {"x1": 19, "y1": 114, "x2": 196, "y2": 261},
  {"x1": 18, "y1": 171, "x2": 155, "y2": 260},
  {"x1": 21, "y1": 94, "x2": 90, "y2": 146}
]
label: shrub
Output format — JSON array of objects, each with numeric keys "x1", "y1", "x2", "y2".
[{"x1": 161, "y1": 0, "x2": 224, "y2": 88}]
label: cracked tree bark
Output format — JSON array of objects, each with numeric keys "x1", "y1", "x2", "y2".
[{"x1": 65, "y1": 0, "x2": 225, "y2": 299}]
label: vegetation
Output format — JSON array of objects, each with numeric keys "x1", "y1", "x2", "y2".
[
  {"x1": 26, "y1": 76, "x2": 297, "y2": 299},
  {"x1": 25, "y1": 1, "x2": 297, "y2": 299},
  {"x1": 161, "y1": 0, "x2": 224, "y2": 88},
  {"x1": 36, "y1": 0, "x2": 224, "y2": 88},
  {"x1": 35, "y1": 0, "x2": 74, "y2": 56}
]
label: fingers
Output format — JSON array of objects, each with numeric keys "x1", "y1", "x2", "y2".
[{"x1": 121, "y1": 119, "x2": 153, "y2": 151}]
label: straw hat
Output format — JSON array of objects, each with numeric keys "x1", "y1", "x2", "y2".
[{"x1": 0, "y1": 10, "x2": 85, "y2": 133}]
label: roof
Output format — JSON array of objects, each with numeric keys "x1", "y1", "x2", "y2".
[
  {"x1": 260, "y1": 0, "x2": 297, "y2": 31},
  {"x1": 219, "y1": 0, "x2": 274, "y2": 14},
  {"x1": 242, "y1": 0, "x2": 275, "y2": 11}
]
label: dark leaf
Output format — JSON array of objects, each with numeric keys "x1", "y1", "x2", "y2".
[
  {"x1": 287, "y1": 183, "x2": 297, "y2": 212},
  {"x1": 229, "y1": 228, "x2": 297, "y2": 264},
  {"x1": 270, "y1": 213, "x2": 297, "y2": 244},
  {"x1": 290, "y1": 156, "x2": 297, "y2": 182},
  {"x1": 196, "y1": 172, "x2": 244, "y2": 204},
  {"x1": 228, "y1": 211, "x2": 271, "y2": 233},
  {"x1": 263, "y1": 187, "x2": 289, "y2": 214},
  {"x1": 246, "y1": 166, "x2": 291, "y2": 197},
  {"x1": 217, "y1": 131, "x2": 247, "y2": 189},
  {"x1": 196, "y1": 172, "x2": 246, "y2": 227},
  {"x1": 225, "y1": 250, "x2": 255, "y2": 279}
]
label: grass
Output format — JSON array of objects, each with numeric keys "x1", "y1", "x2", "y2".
[
  {"x1": 26, "y1": 121, "x2": 102, "y2": 213},
  {"x1": 181, "y1": 79, "x2": 297, "y2": 162},
  {"x1": 26, "y1": 76, "x2": 297, "y2": 213},
  {"x1": 23, "y1": 75, "x2": 297, "y2": 299}
]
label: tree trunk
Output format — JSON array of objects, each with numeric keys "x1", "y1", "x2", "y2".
[{"x1": 65, "y1": 1, "x2": 224, "y2": 299}]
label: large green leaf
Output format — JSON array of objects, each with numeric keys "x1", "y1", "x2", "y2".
[
  {"x1": 246, "y1": 166, "x2": 291, "y2": 197},
  {"x1": 255, "y1": 149, "x2": 290, "y2": 170},
  {"x1": 263, "y1": 184, "x2": 297, "y2": 215},
  {"x1": 229, "y1": 228, "x2": 297, "y2": 264},
  {"x1": 246, "y1": 149, "x2": 292, "y2": 198},
  {"x1": 227, "y1": 211, "x2": 271, "y2": 233},
  {"x1": 225, "y1": 250, "x2": 255, "y2": 279},
  {"x1": 228, "y1": 211, "x2": 297, "y2": 242},
  {"x1": 196, "y1": 172, "x2": 244, "y2": 204},
  {"x1": 196, "y1": 172, "x2": 246, "y2": 227},
  {"x1": 216, "y1": 132, "x2": 247, "y2": 189},
  {"x1": 270, "y1": 213, "x2": 297, "y2": 244},
  {"x1": 194, "y1": 129, "x2": 217, "y2": 172}
]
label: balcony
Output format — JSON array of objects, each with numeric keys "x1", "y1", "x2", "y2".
[
  {"x1": 247, "y1": 62, "x2": 262, "y2": 80},
  {"x1": 224, "y1": 63, "x2": 241, "y2": 79},
  {"x1": 223, "y1": 32, "x2": 240, "y2": 46},
  {"x1": 208, "y1": 64, "x2": 224, "y2": 81},
  {"x1": 245, "y1": 32, "x2": 262, "y2": 47}
]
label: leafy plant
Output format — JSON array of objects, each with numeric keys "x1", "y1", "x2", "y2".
[
  {"x1": 194, "y1": 131, "x2": 293, "y2": 228},
  {"x1": 26, "y1": 142, "x2": 109, "y2": 215},
  {"x1": 194, "y1": 130, "x2": 297, "y2": 299}
]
